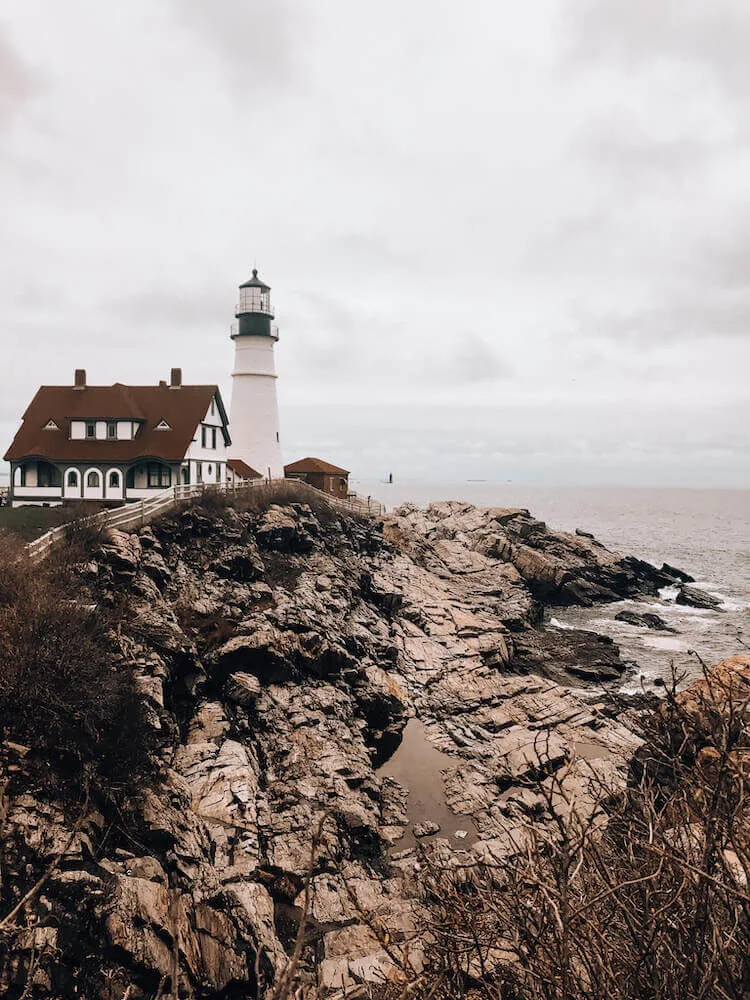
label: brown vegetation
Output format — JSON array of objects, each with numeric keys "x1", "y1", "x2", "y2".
[
  {"x1": 188, "y1": 479, "x2": 368, "y2": 527},
  {"x1": 0, "y1": 525, "x2": 148, "y2": 786}
]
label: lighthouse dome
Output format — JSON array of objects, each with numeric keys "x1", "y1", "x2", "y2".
[{"x1": 239, "y1": 268, "x2": 270, "y2": 292}]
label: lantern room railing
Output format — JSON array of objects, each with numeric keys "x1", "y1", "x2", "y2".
[{"x1": 230, "y1": 322, "x2": 279, "y2": 339}]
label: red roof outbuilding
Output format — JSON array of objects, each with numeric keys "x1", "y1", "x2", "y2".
[{"x1": 284, "y1": 456, "x2": 349, "y2": 476}]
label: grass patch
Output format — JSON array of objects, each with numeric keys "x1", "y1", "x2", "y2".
[
  {"x1": 0, "y1": 501, "x2": 108, "y2": 541},
  {"x1": 0, "y1": 504, "x2": 72, "y2": 540}
]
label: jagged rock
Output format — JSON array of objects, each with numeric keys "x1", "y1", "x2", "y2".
[
  {"x1": 257, "y1": 505, "x2": 314, "y2": 552},
  {"x1": 615, "y1": 610, "x2": 675, "y2": 631},
  {"x1": 213, "y1": 630, "x2": 297, "y2": 683},
  {"x1": 140, "y1": 547, "x2": 171, "y2": 585},
  {"x1": 210, "y1": 542, "x2": 264, "y2": 582},
  {"x1": 676, "y1": 585, "x2": 723, "y2": 610},
  {"x1": 224, "y1": 670, "x2": 262, "y2": 707},
  {"x1": 2, "y1": 495, "x2": 712, "y2": 996},
  {"x1": 413, "y1": 820, "x2": 440, "y2": 837},
  {"x1": 661, "y1": 562, "x2": 695, "y2": 583},
  {"x1": 102, "y1": 528, "x2": 142, "y2": 576}
]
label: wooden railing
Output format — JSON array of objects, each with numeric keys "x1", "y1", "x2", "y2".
[{"x1": 25, "y1": 479, "x2": 384, "y2": 562}]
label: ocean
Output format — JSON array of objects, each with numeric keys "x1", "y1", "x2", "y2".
[{"x1": 354, "y1": 480, "x2": 750, "y2": 690}]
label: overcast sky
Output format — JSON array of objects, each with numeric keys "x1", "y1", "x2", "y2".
[{"x1": 1, "y1": 1, "x2": 748, "y2": 487}]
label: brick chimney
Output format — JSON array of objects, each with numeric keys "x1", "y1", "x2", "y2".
[
  {"x1": 74, "y1": 369, "x2": 86, "y2": 389},
  {"x1": 170, "y1": 367, "x2": 182, "y2": 387}
]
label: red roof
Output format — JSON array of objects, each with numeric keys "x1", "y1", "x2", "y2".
[
  {"x1": 284, "y1": 456, "x2": 349, "y2": 476},
  {"x1": 4, "y1": 383, "x2": 228, "y2": 463},
  {"x1": 227, "y1": 458, "x2": 262, "y2": 480}
]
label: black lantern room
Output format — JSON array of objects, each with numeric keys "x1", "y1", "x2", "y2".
[{"x1": 233, "y1": 269, "x2": 277, "y2": 339}]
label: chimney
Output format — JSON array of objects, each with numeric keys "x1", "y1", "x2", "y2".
[
  {"x1": 170, "y1": 367, "x2": 182, "y2": 387},
  {"x1": 74, "y1": 369, "x2": 86, "y2": 389},
  {"x1": 159, "y1": 380, "x2": 167, "y2": 388}
]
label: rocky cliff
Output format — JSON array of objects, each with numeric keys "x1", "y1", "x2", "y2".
[{"x1": 0, "y1": 496, "x2": 702, "y2": 998}]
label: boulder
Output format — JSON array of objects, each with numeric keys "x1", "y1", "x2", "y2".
[
  {"x1": 210, "y1": 543, "x2": 264, "y2": 582},
  {"x1": 675, "y1": 585, "x2": 723, "y2": 610},
  {"x1": 213, "y1": 630, "x2": 297, "y2": 684},
  {"x1": 661, "y1": 562, "x2": 695, "y2": 583},
  {"x1": 224, "y1": 671, "x2": 262, "y2": 707},
  {"x1": 615, "y1": 610, "x2": 675, "y2": 631},
  {"x1": 256, "y1": 506, "x2": 314, "y2": 553},
  {"x1": 413, "y1": 820, "x2": 440, "y2": 838}
]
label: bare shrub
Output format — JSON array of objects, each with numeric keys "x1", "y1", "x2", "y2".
[{"x1": 0, "y1": 532, "x2": 149, "y2": 785}]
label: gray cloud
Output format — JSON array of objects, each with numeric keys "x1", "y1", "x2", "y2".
[
  {"x1": 566, "y1": 0, "x2": 750, "y2": 103},
  {"x1": 170, "y1": 0, "x2": 306, "y2": 95},
  {"x1": 0, "y1": 1, "x2": 747, "y2": 487}
]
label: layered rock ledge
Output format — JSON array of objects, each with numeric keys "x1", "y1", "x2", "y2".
[{"x1": 0, "y1": 498, "x2": 712, "y2": 997}]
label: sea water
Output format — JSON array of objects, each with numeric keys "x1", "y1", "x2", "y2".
[{"x1": 355, "y1": 480, "x2": 750, "y2": 691}]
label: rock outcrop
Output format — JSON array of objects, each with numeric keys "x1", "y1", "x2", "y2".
[{"x1": 0, "y1": 498, "x2": 700, "y2": 997}]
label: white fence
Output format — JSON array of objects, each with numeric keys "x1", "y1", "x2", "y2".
[{"x1": 25, "y1": 478, "x2": 384, "y2": 562}]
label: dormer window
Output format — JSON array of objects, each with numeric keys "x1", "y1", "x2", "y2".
[
  {"x1": 86, "y1": 422, "x2": 96, "y2": 439},
  {"x1": 107, "y1": 421, "x2": 117, "y2": 439},
  {"x1": 43, "y1": 419, "x2": 59, "y2": 430},
  {"x1": 155, "y1": 419, "x2": 171, "y2": 431}
]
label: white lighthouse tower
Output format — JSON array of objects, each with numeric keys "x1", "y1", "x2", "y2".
[{"x1": 228, "y1": 268, "x2": 284, "y2": 478}]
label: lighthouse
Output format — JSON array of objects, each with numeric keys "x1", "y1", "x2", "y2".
[{"x1": 228, "y1": 269, "x2": 284, "y2": 479}]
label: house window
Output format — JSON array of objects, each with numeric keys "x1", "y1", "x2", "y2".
[
  {"x1": 86, "y1": 470, "x2": 101, "y2": 488},
  {"x1": 17, "y1": 466, "x2": 26, "y2": 487},
  {"x1": 210, "y1": 399, "x2": 215, "y2": 416},
  {"x1": 181, "y1": 467, "x2": 189, "y2": 485},
  {"x1": 108, "y1": 470, "x2": 120, "y2": 489},
  {"x1": 86, "y1": 422, "x2": 96, "y2": 439},
  {"x1": 211, "y1": 427, "x2": 217, "y2": 449},
  {"x1": 107, "y1": 421, "x2": 117, "y2": 439},
  {"x1": 147, "y1": 463, "x2": 171, "y2": 487},
  {"x1": 38, "y1": 462, "x2": 60, "y2": 488},
  {"x1": 196, "y1": 462, "x2": 203, "y2": 483},
  {"x1": 201, "y1": 426, "x2": 207, "y2": 448},
  {"x1": 66, "y1": 470, "x2": 78, "y2": 487}
]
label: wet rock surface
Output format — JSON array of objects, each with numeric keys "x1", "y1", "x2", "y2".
[
  {"x1": 0, "y1": 498, "x2": 696, "y2": 996},
  {"x1": 676, "y1": 584, "x2": 723, "y2": 610},
  {"x1": 615, "y1": 610, "x2": 676, "y2": 631}
]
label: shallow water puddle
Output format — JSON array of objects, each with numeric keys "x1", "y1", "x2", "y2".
[{"x1": 376, "y1": 718, "x2": 478, "y2": 849}]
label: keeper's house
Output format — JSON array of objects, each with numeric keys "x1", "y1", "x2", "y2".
[{"x1": 4, "y1": 368, "x2": 233, "y2": 507}]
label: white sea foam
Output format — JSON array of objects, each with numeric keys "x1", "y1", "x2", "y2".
[
  {"x1": 549, "y1": 617, "x2": 577, "y2": 630},
  {"x1": 642, "y1": 635, "x2": 689, "y2": 652}
]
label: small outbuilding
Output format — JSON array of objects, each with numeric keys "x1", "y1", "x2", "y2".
[
  {"x1": 227, "y1": 458, "x2": 263, "y2": 486},
  {"x1": 284, "y1": 457, "x2": 350, "y2": 499}
]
